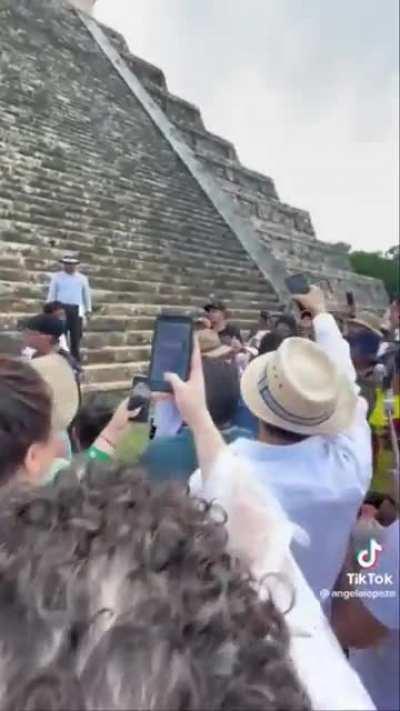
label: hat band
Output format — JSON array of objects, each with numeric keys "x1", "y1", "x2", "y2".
[{"x1": 257, "y1": 372, "x2": 335, "y2": 427}]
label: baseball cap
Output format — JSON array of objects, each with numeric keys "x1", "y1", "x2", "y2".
[{"x1": 21, "y1": 314, "x2": 65, "y2": 339}]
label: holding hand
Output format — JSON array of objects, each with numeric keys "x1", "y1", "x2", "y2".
[
  {"x1": 98, "y1": 398, "x2": 142, "y2": 449},
  {"x1": 293, "y1": 285, "x2": 326, "y2": 318},
  {"x1": 164, "y1": 339, "x2": 209, "y2": 429},
  {"x1": 165, "y1": 338, "x2": 226, "y2": 482}
]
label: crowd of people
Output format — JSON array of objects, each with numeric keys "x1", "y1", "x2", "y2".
[{"x1": 0, "y1": 254, "x2": 399, "y2": 711}]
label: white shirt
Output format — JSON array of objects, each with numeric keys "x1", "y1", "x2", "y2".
[
  {"x1": 191, "y1": 314, "x2": 373, "y2": 598},
  {"x1": 197, "y1": 450, "x2": 375, "y2": 710},
  {"x1": 351, "y1": 521, "x2": 399, "y2": 711},
  {"x1": 47, "y1": 271, "x2": 92, "y2": 316}
]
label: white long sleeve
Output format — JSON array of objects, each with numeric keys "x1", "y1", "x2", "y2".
[
  {"x1": 198, "y1": 449, "x2": 375, "y2": 711},
  {"x1": 313, "y1": 313, "x2": 358, "y2": 393},
  {"x1": 47, "y1": 274, "x2": 58, "y2": 303},
  {"x1": 45, "y1": 272, "x2": 92, "y2": 315},
  {"x1": 82, "y1": 275, "x2": 92, "y2": 313}
]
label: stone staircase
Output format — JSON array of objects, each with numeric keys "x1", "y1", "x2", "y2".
[
  {"x1": 1, "y1": 229, "x2": 281, "y2": 392},
  {"x1": 0, "y1": 0, "x2": 387, "y2": 396}
]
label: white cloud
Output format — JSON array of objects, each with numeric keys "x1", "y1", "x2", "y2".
[{"x1": 95, "y1": 0, "x2": 399, "y2": 253}]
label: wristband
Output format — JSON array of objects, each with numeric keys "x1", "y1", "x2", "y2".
[{"x1": 87, "y1": 446, "x2": 112, "y2": 463}]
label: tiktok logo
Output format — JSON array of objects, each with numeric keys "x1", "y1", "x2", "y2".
[{"x1": 357, "y1": 538, "x2": 383, "y2": 569}]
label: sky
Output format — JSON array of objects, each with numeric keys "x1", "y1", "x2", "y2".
[{"x1": 95, "y1": 0, "x2": 399, "y2": 254}]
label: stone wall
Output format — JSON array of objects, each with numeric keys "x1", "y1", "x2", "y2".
[{"x1": 0, "y1": 0, "x2": 282, "y2": 391}]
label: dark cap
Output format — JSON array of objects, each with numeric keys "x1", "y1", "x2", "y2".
[
  {"x1": 20, "y1": 314, "x2": 65, "y2": 338},
  {"x1": 260, "y1": 309, "x2": 271, "y2": 320},
  {"x1": 204, "y1": 300, "x2": 226, "y2": 313}
]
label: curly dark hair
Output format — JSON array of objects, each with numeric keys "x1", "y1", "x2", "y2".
[{"x1": 0, "y1": 462, "x2": 311, "y2": 711}]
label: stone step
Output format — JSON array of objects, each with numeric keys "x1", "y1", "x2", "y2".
[
  {"x1": 82, "y1": 345, "x2": 151, "y2": 365},
  {"x1": 83, "y1": 330, "x2": 153, "y2": 349},
  {"x1": 0, "y1": 253, "x2": 269, "y2": 293},
  {"x1": 0, "y1": 170, "x2": 247, "y2": 245},
  {"x1": 82, "y1": 380, "x2": 131, "y2": 397},
  {"x1": 0, "y1": 286, "x2": 272, "y2": 320},
  {"x1": 15, "y1": 221, "x2": 251, "y2": 264},
  {"x1": 0, "y1": 265, "x2": 272, "y2": 302},
  {"x1": 0, "y1": 231, "x2": 259, "y2": 274},
  {"x1": 1, "y1": 248, "x2": 267, "y2": 291},
  {"x1": 0, "y1": 277, "x2": 275, "y2": 314},
  {"x1": 0, "y1": 230, "x2": 257, "y2": 275},
  {"x1": 84, "y1": 362, "x2": 148, "y2": 385},
  {"x1": 0, "y1": 312, "x2": 156, "y2": 333},
  {"x1": 1, "y1": 308, "x2": 261, "y2": 340},
  {"x1": 0, "y1": 187, "x2": 247, "y2": 258}
]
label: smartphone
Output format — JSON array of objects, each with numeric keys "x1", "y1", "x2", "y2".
[
  {"x1": 128, "y1": 375, "x2": 151, "y2": 422},
  {"x1": 285, "y1": 274, "x2": 310, "y2": 295},
  {"x1": 149, "y1": 315, "x2": 193, "y2": 392}
]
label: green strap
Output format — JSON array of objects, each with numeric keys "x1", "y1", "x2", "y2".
[{"x1": 86, "y1": 446, "x2": 112, "y2": 463}]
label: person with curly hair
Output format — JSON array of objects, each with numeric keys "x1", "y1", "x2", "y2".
[{"x1": 0, "y1": 461, "x2": 310, "y2": 711}]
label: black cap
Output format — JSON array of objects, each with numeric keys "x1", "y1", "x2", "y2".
[
  {"x1": 260, "y1": 309, "x2": 271, "y2": 320},
  {"x1": 20, "y1": 314, "x2": 65, "y2": 338},
  {"x1": 204, "y1": 300, "x2": 226, "y2": 313}
]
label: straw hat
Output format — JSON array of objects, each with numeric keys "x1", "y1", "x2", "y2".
[
  {"x1": 198, "y1": 329, "x2": 233, "y2": 359},
  {"x1": 241, "y1": 337, "x2": 357, "y2": 436},
  {"x1": 348, "y1": 311, "x2": 383, "y2": 338},
  {"x1": 31, "y1": 353, "x2": 79, "y2": 431}
]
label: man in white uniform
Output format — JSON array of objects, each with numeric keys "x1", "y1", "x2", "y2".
[
  {"x1": 47, "y1": 255, "x2": 92, "y2": 362},
  {"x1": 190, "y1": 286, "x2": 373, "y2": 599}
]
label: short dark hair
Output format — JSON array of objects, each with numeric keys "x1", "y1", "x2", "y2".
[
  {"x1": 260, "y1": 420, "x2": 310, "y2": 444},
  {"x1": 275, "y1": 314, "x2": 298, "y2": 335},
  {"x1": 43, "y1": 301, "x2": 64, "y2": 314},
  {"x1": 0, "y1": 461, "x2": 310, "y2": 710},
  {"x1": 0, "y1": 358, "x2": 52, "y2": 485},
  {"x1": 75, "y1": 397, "x2": 114, "y2": 449},
  {"x1": 203, "y1": 358, "x2": 240, "y2": 427},
  {"x1": 259, "y1": 331, "x2": 284, "y2": 356},
  {"x1": 21, "y1": 314, "x2": 65, "y2": 339},
  {"x1": 204, "y1": 300, "x2": 226, "y2": 313}
]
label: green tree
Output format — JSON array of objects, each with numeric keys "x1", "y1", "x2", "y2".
[{"x1": 350, "y1": 247, "x2": 399, "y2": 299}]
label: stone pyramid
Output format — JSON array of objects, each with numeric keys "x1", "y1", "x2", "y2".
[{"x1": 0, "y1": 0, "x2": 387, "y2": 394}]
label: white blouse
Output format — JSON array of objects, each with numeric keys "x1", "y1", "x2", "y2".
[{"x1": 196, "y1": 450, "x2": 375, "y2": 711}]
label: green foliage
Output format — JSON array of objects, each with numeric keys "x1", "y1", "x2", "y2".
[{"x1": 350, "y1": 247, "x2": 399, "y2": 298}]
